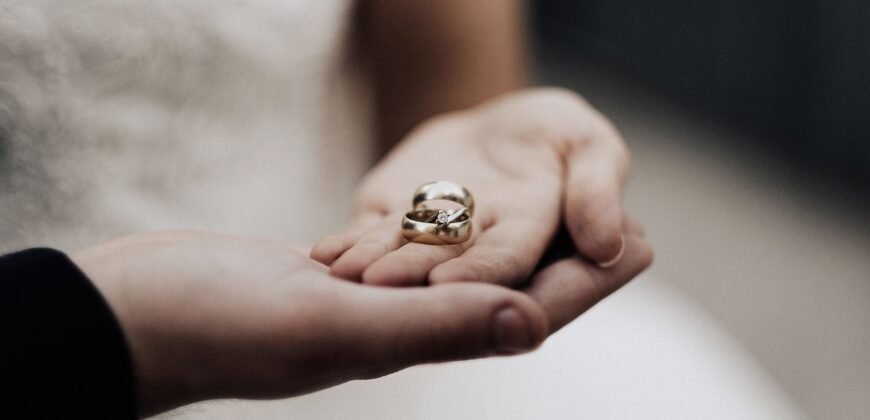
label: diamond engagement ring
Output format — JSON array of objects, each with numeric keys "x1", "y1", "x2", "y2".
[{"x1": 402, "y1": 181, "x2": 474, "y2": 245}]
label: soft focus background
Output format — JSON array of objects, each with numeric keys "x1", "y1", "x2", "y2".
[{"x1": 531, "y1": 2, "x2": 869, "y2": 419}]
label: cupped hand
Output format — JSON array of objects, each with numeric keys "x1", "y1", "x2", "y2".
[
  {"x1": 311, "y1": 88, "x2": 631, "y2": 287},
  {"x1": 72, "y1": 226, "x2": 651, "y2": 417}
]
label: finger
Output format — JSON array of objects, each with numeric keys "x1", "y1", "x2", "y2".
[
  {"x1": 329, "y1": 214, "x2": 406, "y2": 281},
  {"x1": 310, "y1": 229, "x2": 366, "y2": 266},
  {"x1": 309, "y1": 213, "x2": 386, "y2": 265},
  {"x1": 428, "y1": 215, "x2": 557, "y2": 287},
  {"x1": 526, "y1": 230, "x2": 653, "y2": 333},
  {"x1": 564, "y1": 121, "x2": 631, "y2": 266},
  {"x1": 345, "y1": 282, "x2": 549, "y2": 377},
  {"x1": 361, "y1": 240, "x2": 471, "y2": 286}
]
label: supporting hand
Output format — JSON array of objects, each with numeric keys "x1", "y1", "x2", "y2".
[{"x1": 73, "y1": 226, "x2": 651, "y2": 417}]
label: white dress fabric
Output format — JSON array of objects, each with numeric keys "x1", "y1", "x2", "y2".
[
  {"x1": 0, "y1": 0, "x2": 372, "y2": 250},
  {"x1": 0, "y1": 1, "x2": 804, "y2": 418}
]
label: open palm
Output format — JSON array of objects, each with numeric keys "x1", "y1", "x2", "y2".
[{"x1": 312, "y1": 89, "x2": 632, "y2": 288}]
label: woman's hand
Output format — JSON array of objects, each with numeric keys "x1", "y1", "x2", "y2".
[
  {"x1": 312, "y1": 88, "x2": 632, "y2": 287},
  {"x1": 72, "y1": 227, "x2": 651, "y2": 417}
]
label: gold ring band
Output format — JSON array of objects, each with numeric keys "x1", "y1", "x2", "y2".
[
  {"x1": 412, "y1": 181, "x2": 474, "y2": 216},
  {"x1": 402, "y1": 209, "x2": 472, "y2": 245},
  {"x1": 403, "y1": 181, "x2": 474, "y2": 245}
]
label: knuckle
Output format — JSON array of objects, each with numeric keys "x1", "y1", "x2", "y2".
[{"x1": 476, "y1": 248, "x2": 529, "y2": 282}]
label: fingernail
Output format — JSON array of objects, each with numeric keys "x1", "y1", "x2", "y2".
[
  {"x1": 597, "y1": 233, "x2": 626, "y2": 269},
  {"x1": 492, "y1": 307, "x2": 534, "y2": 354}
]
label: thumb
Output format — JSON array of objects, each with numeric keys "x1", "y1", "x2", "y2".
[{"x1": 348, "y1": 283, "x2": 549, "y2": 375}]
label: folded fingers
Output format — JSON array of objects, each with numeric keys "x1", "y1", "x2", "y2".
[{"x1": 311, "y1": 214, "x2": 405, "y2": 281}]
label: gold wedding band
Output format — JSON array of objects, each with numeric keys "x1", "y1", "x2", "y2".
[
  {"x1": 402, "y1": 181, "x2": 474, "y2": 245},
  {"x1": 402, "y1": 209, "x2": 472, "y2": 245},
  {"x1": 412, "y1": 181, "x2": 474, "y2": 216}
]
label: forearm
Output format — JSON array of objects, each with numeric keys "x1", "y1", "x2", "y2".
[{"x1": 361, "y1": 0, "x2": 529, "y2": 153}]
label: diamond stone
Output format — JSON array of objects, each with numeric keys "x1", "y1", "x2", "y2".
[{"x1": 436, "y1": 211, "x2": 450, "y2": 224}]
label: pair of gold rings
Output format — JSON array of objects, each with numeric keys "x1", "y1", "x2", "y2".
[{"x1": 402, "y1": 181, "x2": 474, "y2": 245}]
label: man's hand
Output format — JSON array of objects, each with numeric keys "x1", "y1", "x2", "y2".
[
  {"x1": 312, "y1": 88, "x2": 632, "y2": 287},
  {"x1": 72, "y1": 228, "x2": 651, "y2": 417}
]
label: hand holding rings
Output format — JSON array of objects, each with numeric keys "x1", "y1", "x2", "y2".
[{"x1": 402, "y1": 181, "x2": 474, "y2": 245}]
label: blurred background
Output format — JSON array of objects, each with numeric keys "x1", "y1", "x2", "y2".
[{"x1": 531, "y1": 2, "x2": 869, "y2": 419}]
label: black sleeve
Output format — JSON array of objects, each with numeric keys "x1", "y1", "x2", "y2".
[{"x1": 0, "y1": 248, "x2": 137, "y2": 419}]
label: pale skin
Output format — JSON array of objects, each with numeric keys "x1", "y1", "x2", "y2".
[
  {"x1": 311, "y1": 88, "x2": 632, "y2": 287},
  {"x1": 327, "y1": 1, "x2": 631, "y2": 286},
  {"x1": 73, "y1": 225, "x2": 651, "y2": 417},
  {"x1": 64, "y1": 0, "x2": 651, "y2": 417}
]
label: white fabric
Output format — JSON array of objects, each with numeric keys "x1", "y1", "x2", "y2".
[
  {"x1": 0, "y1": 0, "x2": 371, "y2": 250},
  {"x1": 0, "y1": 1, "x2": 804, "y2": 418}
]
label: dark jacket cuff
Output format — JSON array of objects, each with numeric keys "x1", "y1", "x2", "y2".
[{"x1": 0, "y1": 248, "x2": 137, "y2": 418}]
